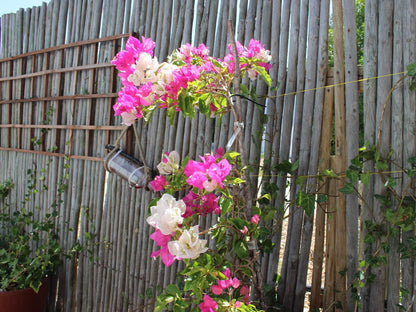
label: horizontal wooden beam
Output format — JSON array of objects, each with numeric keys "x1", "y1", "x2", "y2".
[
  {"x1": 0, "y1": 147, "x2": 104, "y2": 162},
  {"x1": 0, "y1": 62, "x2": 114, "y2": 82},
  {"x1": 0, "y1": 93, "x2": 118, "y2": 105},
  {"x1": 0, "y1": 124, "x2": 125, "y2": 130},
  {"x1": 0, "y1": 33, "x2": 133, "y2": 63}
]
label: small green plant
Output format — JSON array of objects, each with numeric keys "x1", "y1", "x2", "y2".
[
  {"x1": 0, "y1": 158, "x2": 94, "y2": 293},
  {"x1": 0, "y1": 205, "x2": 62, "y2": 292}
]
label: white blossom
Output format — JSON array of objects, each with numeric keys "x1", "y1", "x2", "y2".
[
  {"x1": 146, "y1": 194, "x2": 186, "y2": 235},
  {"x1": 157, "y1": 151, "x2": 180, "y2": 175},
  {"x1": 168, "y1": 225, "x2": 208, "y2": 259}
]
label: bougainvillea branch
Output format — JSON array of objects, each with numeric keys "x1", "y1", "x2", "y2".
[{"x1": 112, "y1": 34, "x2": 272, "y2": 311}]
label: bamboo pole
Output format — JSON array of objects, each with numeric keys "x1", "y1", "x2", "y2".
[
  {"x1": 385, "y1": 2, "x2": 404, "y2": 311},
  {"x1": 402, "y1": 0, "x2": 416, "y2": 309},
  {"x1": 293, "y1": 0, "x2": 322, "y2": 309},
  {"x1": 309, "y1": 3, "x2": 330, "y2": 309},
  {"x1": 343, "y1": 1, "x2": 360, "y2": 309},
  {"x1": 369, "y1": 1, "x2": 394, "y2": 311},
  {"x1": 324, "y1": 156, "x2": 337, "y2": 311},
  {"x1": 278, "y1": 0, "x2": 302, "y2": 308},
  {"x1": 311, "y1": 87, "x2": 333, "y2": 311},
  {"x1": 360, "y1": 0, "x2": 378, "y2": 310},
  {"x1": 332, "y1": 1, "x2": 347, "y2": 311},
  {"x1": 261, "y1": 0, "x2": 282, "y2": 285}
]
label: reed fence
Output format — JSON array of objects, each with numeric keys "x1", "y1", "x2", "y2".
[{"x1": 0, "y1": 0, "x2": 415, "y2": 311}]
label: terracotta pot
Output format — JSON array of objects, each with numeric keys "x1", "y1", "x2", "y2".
[{"x1": 0, "y1": 278, "x2": 48, "y2": 312}]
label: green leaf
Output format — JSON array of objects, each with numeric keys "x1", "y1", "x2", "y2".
[
  {"x1": 296, "y1": 191, "x2": 315, "y2": 216},
  {"x1": 407, "y1": 63, "x2": 416, "y2": 76},
  {"x1": 167, "y1": 106, "x2": 176, "y2": 125},
  {"x1": 234, "y1": 241, "x2": 249, "y2": 259},
  {"x1": 270, "y1": 82, "x2": 281, "y2": 92},
  {"x1": 165, "y1": 284, "x2": 181, "y2": 296},
  {"x1": 145, "y1": 287, "x2": 154, "y2": 299},
  {"x1": 252, "y1": 64, "x2": 272, "y2": 86},
  {"x1": 317, "y1": 194, "x2": 327, "y2": 203},
  {"x1": 240, "y1": 84, "x2": 249, "y2": 97},
  {"x1": 339, "y1": 182, "x2": 354, "y2": 195},
  {"x1": 346, "y1": 169, "x2": 359, "y2": 183},
  {"x1": 360, "y1": 171, "x2": 370, "y2": 186},
  {"x1": 320, "y1": 169, "x2": 339, "y2": 178},
  {"x1": 218, "y1": 197, "x2": 233, "y2": 214},
  {"x1": 384, "y1": 177, "x2": 397, "y2": 188}
]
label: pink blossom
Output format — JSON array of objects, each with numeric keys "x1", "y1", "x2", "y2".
[
  {"x1": 251, "y1": 214, "x2": 260, "y2": 225},
  {"x1": 214, "y1": 147, "x2": 225, "y2": 159},
  {"x1": 182, "y1": 191, "x2": 220, "y2": 217},
  {"x1": 223, "y1": 268, "x2": 231, "y2": 279},
  {"x1": 186, "y1": 171, "x2": 207, "y2": 190},
  {"x1": 184, "y1": 160, "x2": 206, "y2": 177},
  {"x1": 211, "y1": 284, "x2": 223, "y2": 295},
  {"x1": 111, "y1": 49, "x2": 135, "y2": 71},
  {"x1": 125, "y1": 36, "x2": 155, "y2": 58},
  {"x1": 193, "y1": 43, "x2": 210, "y2": 58},
  {"x1": 234, "y1": 301, "x2": 241, "y2": 308},
  {"x1": 199, "y1": 295, "x2": 217, "y2": 312},
  {"x1": 202, "y1": 193, "x2": 220, "y2": 215},
  {"x1": 240, "y1": 285, "x2": 250, "y2": 304},
  {"x1": 151, "y1": 245, "x2": 175, "y2": 267},
  {"x1": 218, "y1": 279, "x2": 232, "y2": 289},
  {"x1": 150, "y1": 229, "x2": 172, "y2": 247},
  {"x1": 231, "y1": 277, "x2": 240, "y2": 289},
  {"x1": 240, "y1": 226, "x2": 248, "y2": 234},
  {"x1": 149, "y1": 175, "x2": 168, "y2": 191}
]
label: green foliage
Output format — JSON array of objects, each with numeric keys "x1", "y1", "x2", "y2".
[
  {"x1": 408, "y1": 63, "x2": 416, "y2": 90},
  {"x1": 340, "y1": 143, "x2": 416, "y2": 307},
  {"x1": 0, "y1": 160, "x2": 96, "y2": 292}
]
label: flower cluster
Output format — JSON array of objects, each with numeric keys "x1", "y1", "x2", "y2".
[
  {"x1": 146, "y1": 148, "x2": 233, "y2": 267},
  {"x1": 146, "y1": 194, "x2": 208, "y2": 266},
  {"x1": 112, "y1": 37, "x2": 272, "y2": 311},
  {"x1": 112, "y1": 36, "x2": 272, "y2": 125}
]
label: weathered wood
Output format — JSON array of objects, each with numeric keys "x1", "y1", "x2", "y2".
[
  {"x1": 309, "y1": 4, "x2": 330, "y2": 310},
  {"x1": 342, "y1": 1, "x2": 360, "y2": 311},
  {"x1": 293, "y1": 0, "x2": 321, "y2": 309},
  {"x1": 332, "y1": 1, "x2": 348, "y2": 311},
  {"x1": 279, "y1": 0, "x2": 302, "y2": 309},
  {"x1": 311, "y1": 87, "x2": 333, "y2": 311},
  {"x1": 360, "y1": 0, "x2": 379, "y2": 310},
  {"x1": 402, "y1": 1, "x2": 416, "y2": 310}
]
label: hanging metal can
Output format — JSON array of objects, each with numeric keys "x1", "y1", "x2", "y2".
[{"x1": 104, "y1": 146, "x2": 147, "y2": 188}]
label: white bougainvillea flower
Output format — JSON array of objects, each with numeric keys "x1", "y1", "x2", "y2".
[
  {"x1": 168, "y1": 225, "x2": 208, "y2": 259},
  {"x1": 157, "y1": 151, "x2": 180, "y2": 175},
  {"x1": 146, "y1": 193, "x2": 186, "y2": 235},
  {"x1": 128, "y1": 52, "x2": 159, "y2": 85}
]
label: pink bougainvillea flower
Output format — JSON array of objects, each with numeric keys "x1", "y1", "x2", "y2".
[
  {"x1": 149, "y1": 175, "x2": 168, "y2": 191},
  {"x1": 240, "y1": 285, "x2": 250, "y2": 304},
  {"x1": 214, "y1": 147, "x2": 225, "y2": 159},
  {"x1": 199, "y1": 294, "x2": 217, "y2": 312},
  {"x1": 240, "y1": 226, "x2": 248, "y2": 234},
  {"x1": 125, "y1": 36, "x2": 155, "y2": 58},
  {"x1": 151, "y1": 245, "x2": 175, "y2": 267},
  {"x1": 150, "y1": 229, "x2": 172, "y2": 247},
  {"x1": 231, "y1": 277, "x2": 240, "y2": 289},
  {"x1": 186, "y1": 171, "x2": 208, "y2": 190},
  {"x1": 201, "y1": 193, "x2": 220, "y2": 215},
  {"x1": 111, "y1": 49, "x2": 135, "y2": 71},
  {"x1": 211, "y1": 284, "x2": 223, "y2": 295},
  {"x1": 251, "y1": 214, "x2": 260, "y2": 225},
  {"x1": 182, "y1": 191, "x2": 220, "y2": 217}
]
